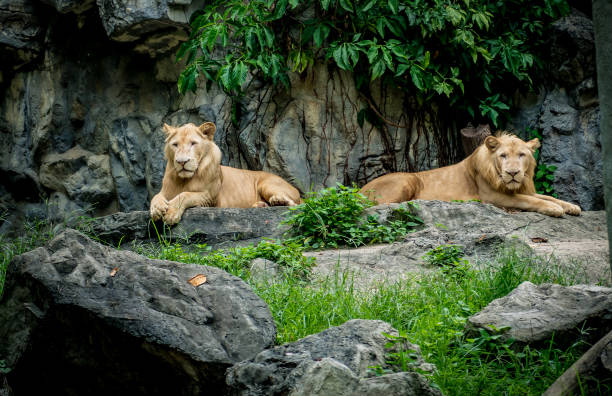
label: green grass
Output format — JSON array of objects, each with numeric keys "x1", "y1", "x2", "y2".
[
  {"x1": 141, "y1": 240, "x2": 608, "y2": 395},
  {"x1": 1, "y1": 209, "x2": 609, "y2": 395}
]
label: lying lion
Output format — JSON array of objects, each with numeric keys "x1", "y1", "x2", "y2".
[
  {"x1": 360, "y1": 133, "x2": 581, "y2": 217},
  {"x1": 150, "y1": 122, "x2": 300, "y2": 224}
]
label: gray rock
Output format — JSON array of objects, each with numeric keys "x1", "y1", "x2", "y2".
[
  {"x1": 308, "y1": 201, "x2": 609, "y2": 289},
  {"x1": 249, "y1": 258, "x2": 279, "y2": 284},
  {"x1": 0, "y1": 229, "x2": 276, "y2": 394},
  {"x1": 95, "y1": 0, "x2": 202, "y2": 55},
  {"x1": 90, "y1": 206, "x2": 291, "y2": 248},
  {"x1": 0, "y1": 0, "x2": 44, "y2": 69},
  {"x1": 467, "y1": 281, "x2": 612, "y2": 345},
  {"x1": 39, "y1": 146, "x2": 115, "y2": 209},
  {"x1": 226, "y1": 319, "x2": 439, "y2": 396},
  {"x1": 548, "y1": 12, "x2": 595, "y2": 87},
  {"x1": 41, "y1": 0, "x2": 95, "y2": 13}
]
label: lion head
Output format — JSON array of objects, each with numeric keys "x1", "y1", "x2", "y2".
[
  {"x1": 162, "y1": 122, "x2": 220, "y2": 179},
  {"x1": 477, "y1": 134, "x2": 540, "y2": 193}
]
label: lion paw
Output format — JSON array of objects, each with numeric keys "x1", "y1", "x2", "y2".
[
  {"x1": 539, "y1": 203, "x2": 564, "y2": 217},
  {"x1": 561, "y1": 202, "x2": 581, "y2": 216},
  {"x1": 150, "y1": 196, "x2": 168, "y2": 221},
  {"x1": 268, "y1": 193, "x2": 297, "y2": 206},
  {"x1": 252, "y1": 201, "x2": 269, "y2": 208},
  {"x1": 163, "y1": 205, "x2": 183, "y2": 225}
]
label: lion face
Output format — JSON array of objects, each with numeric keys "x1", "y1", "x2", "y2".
[
  {"x1": 163, "y1": 122, "x2": 217, "y2": 179},
  {"x1": 484, "y1": 135, "x2": 540, "y2": 191}
]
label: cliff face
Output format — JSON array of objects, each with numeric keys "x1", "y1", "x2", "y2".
[{"x1": 0, "y1": 1, "x2": 602, "y2": 230}]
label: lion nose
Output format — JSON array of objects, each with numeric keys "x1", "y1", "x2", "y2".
[
  {"x1": 506, "y1": 170, "x2": 519, "y2": 177},
  {"x1": 176, "y1": 158, "x2": 189, "y2": 166}
]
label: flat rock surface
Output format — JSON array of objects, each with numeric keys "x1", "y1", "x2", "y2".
[
  {"x1": 91, "y1": 201, "x2": 609, "y2": 289},
  {"x1": 467, "y1": 281, "x2": 612, "y2": 345},
  {"x1": 0, "y1": 229, "x2": 276, "y2": 395},
  {"x1": 307, "y1": 201, "x2": 609, "y2": 289}
]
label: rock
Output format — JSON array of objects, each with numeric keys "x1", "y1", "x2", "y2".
[
  {"x1": 0, "y1": 229, "x2": 276, "y2": 394},
  {"x1": 507, "y1": 10, "x2": 602, "y2": 211},
  {"x1": 467, "y1": 281, "x2": 612, "y2": 345},
  {"x1": 90, "y1": 206, "x2": 291, "y2": 248},
  {"x1": 96, "y1": 0, "x2": 202, "y2": 55},
  {"x1": 89, "y1": 201, "x2": 609, "y2": 288},
  {"x1": 538, "y1": 91, "x2": 603, "y2": 210},
  {"x1": 226, "y1": 319, "x2": 440, "y2": 396},
  {"x1": 548, "y1": 12, "x2": 595, "y2": 87},
  {"x1": 41, "y1": 0, "x2": 95, "y2": 14},
  {"x1": 249, "y1": 258, "x2": 279, "y2": 284},
  {"x1": 0, "y1": 0, "x2": 44, "y2": 69},
  {"x1": 308, "y1": 201, "x2": 609, "y2": 289},
  {"x1": 39, "y1": 146, "x2": 116, "y2": 210}
]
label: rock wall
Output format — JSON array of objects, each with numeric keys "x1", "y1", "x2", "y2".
[
  {"x1": 508, "y1": 10, "x2": 602, "y2": 210},
  {"x1": 0, "y1": 2, "x2": 603, "y2": 229}
]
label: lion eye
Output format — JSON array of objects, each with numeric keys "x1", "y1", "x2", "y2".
[
  {"x1": 172, "y1": 143, "x2": 178, "y2": 147},
  {"x1": 190, "y1": 141, "x2": 197, "y2": 146},
  {"x1": 500, "y1": 153, "x2": 507, "y2": 159},
  {"x1": 519, "y1": 153, "x2": 525, "y2": 158}
]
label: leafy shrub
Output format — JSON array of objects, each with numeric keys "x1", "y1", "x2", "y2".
[
  {"x1": 177, "y1": 0, "x2": 569, "y2": 127},
  {"x1": 283, "y1": 184, "x2": 423, "y2": 248},
  {"x1": 527, "y1": 128, "x2": 557, "y2": 197}
]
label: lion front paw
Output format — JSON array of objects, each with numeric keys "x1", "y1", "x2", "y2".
[
  {"x1": 538, "y1": 203, "x2": 564, "y2": 217},
  {"x1": 150, "y1": 196, "x2": 168, "y2": 221},
  {"x1": 268, "y1": 193, "x2": 297, "y2": 206},
  {"x1": 163, "y1": 205, "x2": 184, "y2": 225},
  {"x1": 561, "y1": 202, "x2": 581, "y2": 216}
]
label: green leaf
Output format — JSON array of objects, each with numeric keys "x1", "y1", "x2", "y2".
[
  {"x1": 313, "y1": 23, "x2": 331, "y2": 47},
  {"x1": 339, "y1": 0, "x2": 353, "y2": 12},
  {"x1": 388, "y1": 0, "x2": 399, "y2": 14},
  {"x1": 371, "y1": 58, "x2": 386, "y2": 80}
]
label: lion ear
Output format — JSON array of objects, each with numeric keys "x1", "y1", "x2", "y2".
[
  {"x1": 484, "y1": 136, "x2": 500, "y2": 152},
  {"x1": 199, "y1": 122, "x2": 216, "y2": 140},
  {"x1": 526, "y1": 138, "x2": 541, "y2": 152},
  {"x1": 162, "y1": 123, "x2": 173, "y2": 135}
]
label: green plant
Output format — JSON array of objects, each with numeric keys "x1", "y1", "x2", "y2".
[
  {"x1": 423, "y1": 244, "x2": 470, "y2": 278},
  {"x1": 283, "y1": 184, "x2": 422, "y2": 248},
  {"x1": 383, "y1": 330, "x2": 421, "y2": 372},
  {"x1": 141, "y1": 239, "x2": 315, "y2": 281},
  {"x1": 527, "y1": 128, "x2": 557, "y2": 197},
  {"x1": 178, "y1": 0, "x2": 569, "y2": 127}
]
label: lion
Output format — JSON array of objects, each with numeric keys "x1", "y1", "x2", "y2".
[
  {"x1": 359, "y1": 133, "x2": 581, "y2": 217},
  {"x1": 150, "y1": 122, "x2": 301, "y2": 224}
]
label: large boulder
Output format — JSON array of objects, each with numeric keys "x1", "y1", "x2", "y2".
[
  {"x1": 90, "y1": 206, "x2": 291, "y2": 248},
  {"x1": 0, "y1": 229, "x2": 276, "y2": 395},
  {"x1": 226, "y1": 319, "x2": 440, "y2": 396},
  {"x1": 467, "y1": 281, "x2": 612, "y2": 345}
]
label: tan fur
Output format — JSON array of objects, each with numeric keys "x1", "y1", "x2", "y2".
[
  {"x1": 360, "y1": 133, "x2": 581, "y2": 217},
  {"x1": 150, "y1": 122, "x2": 301, "y2": 224}
]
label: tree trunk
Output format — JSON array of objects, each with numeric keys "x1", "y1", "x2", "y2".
[{"x1": 593, "y1": 0, "x2": 612, "y2": 279}]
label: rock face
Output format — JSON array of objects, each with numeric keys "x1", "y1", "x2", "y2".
[
  {"x1": 0, "y1": 3, "x2": 602, "y2": 228},
  {"x1": 508, "y1": 10, "x2": 602, "y2": 210},
  {"x1": 0, "y1": 229, "x2": 276, "y2": 395},
  {"x1": 226, "y1": 319, "x2": 441, "y2": 396},
  {"x1": 467, "y1": 281, "x2": 612, "y2": 345}
]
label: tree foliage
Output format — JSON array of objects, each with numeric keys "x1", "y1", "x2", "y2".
[{"x1": 177, "y1": 0, "x2": 568, "y2": 126}]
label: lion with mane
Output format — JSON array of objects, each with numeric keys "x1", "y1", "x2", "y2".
[
  {"x1": 360, "y1": 133, "x2": 581, "y2": 217},
  {"x1": 150, "y1": 122, "x2": 301, "y2": 224}
]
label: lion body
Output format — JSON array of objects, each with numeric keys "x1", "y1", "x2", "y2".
[
  {"x1": 360, "y1": 134, "x2": 581, "y2": 217},
  {"x1": 150, "y1": 123, "x2": 300, "y2": 224}
]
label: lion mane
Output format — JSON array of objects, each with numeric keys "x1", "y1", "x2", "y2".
[
  {"x1": 360, "y1": 133, "x2": 581, "y2": 217},
  {"x1": 150, "y1": 122, "x2": 301, "y2": 224}
]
